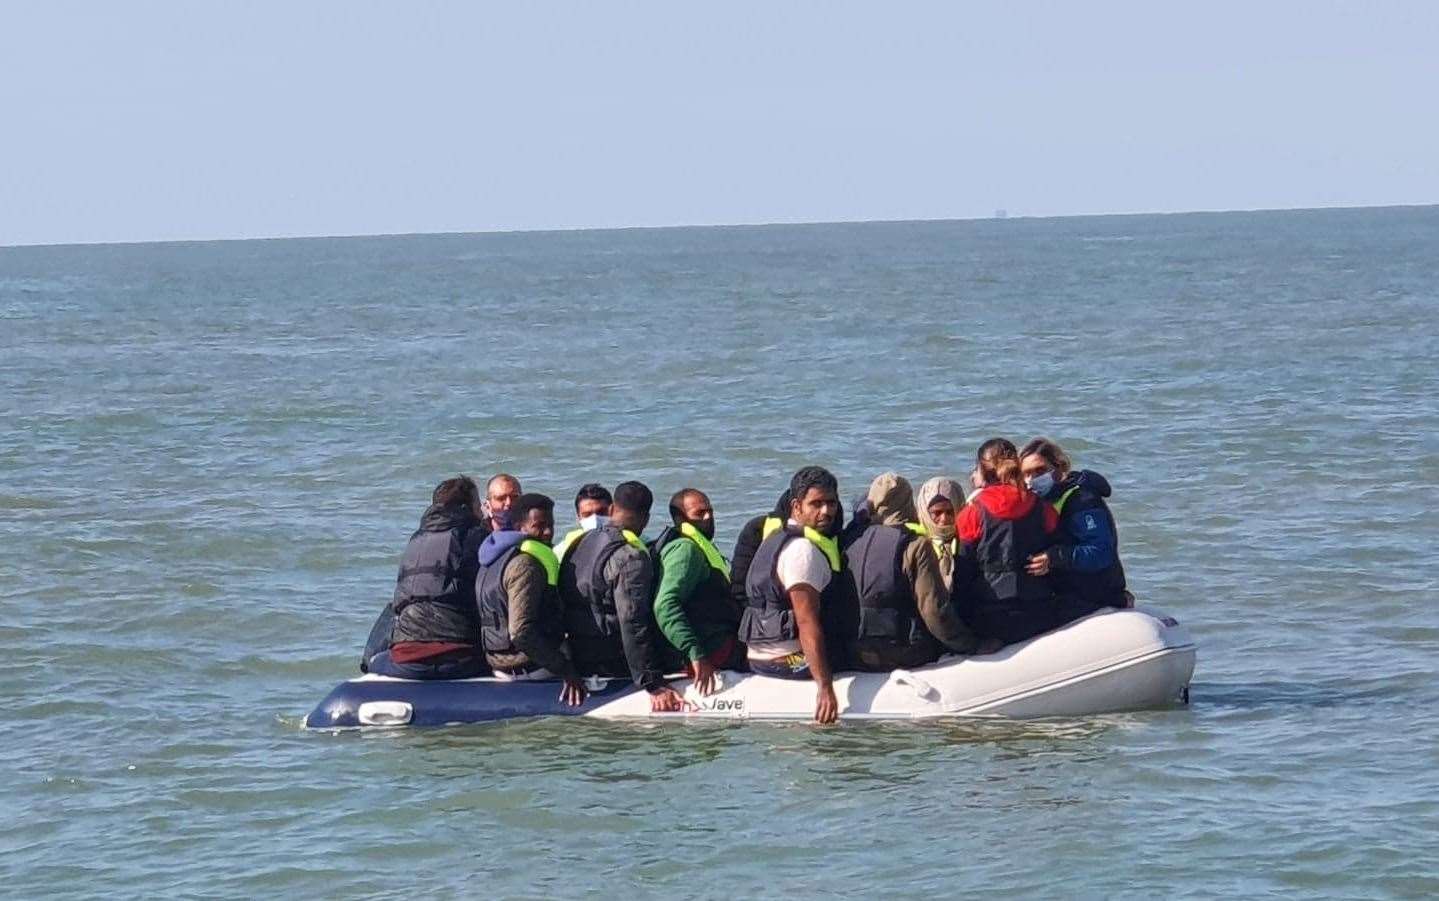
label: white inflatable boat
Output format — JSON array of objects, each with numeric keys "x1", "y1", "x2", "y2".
[{"x1": 305, "y1": 607, "x2": 1195, "y2": 729}]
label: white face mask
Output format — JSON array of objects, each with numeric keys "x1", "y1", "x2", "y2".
[{"x1": 579, "y1": 513, "x2": 610, "y2": 531}]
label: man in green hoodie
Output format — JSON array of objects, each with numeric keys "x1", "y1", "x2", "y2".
[{"x1": 650, "y1": 488, "x2": 742, "y2": 695}]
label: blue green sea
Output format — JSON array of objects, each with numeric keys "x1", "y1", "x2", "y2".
[{"x1": 3, "y1": 206, "x2": 1437, "y2": 897}]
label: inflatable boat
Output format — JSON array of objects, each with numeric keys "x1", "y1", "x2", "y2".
[{"x1": 305, "y1": 607, "x2": 1195, "y2": 729}]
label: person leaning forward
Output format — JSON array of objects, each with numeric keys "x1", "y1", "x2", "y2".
[
  {"x1": 559, "y1": 481, "x2": 686, "y2": 712},
  {"x1": 740, "y1": 466, "x2": 844, "y2": 724},
  {"x1": 476, "y1": 493, "x2": 586, "y2": 706},
  {"x1": 650, "y1": 488, "x2": 743, "y2": 695}
]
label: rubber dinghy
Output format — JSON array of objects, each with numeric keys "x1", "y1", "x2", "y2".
[{"x1": 305, "y1": 607, "x2": 1195, "y2": 729}]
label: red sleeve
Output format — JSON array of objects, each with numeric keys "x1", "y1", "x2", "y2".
[
  {"x1": 958, "y1": 503, "x2": 983, "y2": 545},
  {"x1": 1042, "y1": 502, "x2": 1059, "y2": 533}
]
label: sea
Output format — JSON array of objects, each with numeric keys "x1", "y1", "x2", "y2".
[{"x1": 3, "y1": 205, "x2": 1437, "y2": 898}]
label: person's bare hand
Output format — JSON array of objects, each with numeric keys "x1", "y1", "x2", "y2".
[
  {"x1": 559, "y1": 677, "x2": 587, "y2": 707},
  {"x1": 649, "y1": 686, "x2": 685, "y2": 713},
  {"x1": 814, "y1": 684, "x2": 839, "y2": 724},
  {"x1": 690, "y1": 657, "x2": 718, "y2": 696},
  {"x1": 1026, "y1": 552, "x2": 1050, "y2": 576}
]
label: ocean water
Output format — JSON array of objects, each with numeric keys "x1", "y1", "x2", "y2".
[{"x1": 3, "y1": 207, "x2": 1437, "y2": 898}]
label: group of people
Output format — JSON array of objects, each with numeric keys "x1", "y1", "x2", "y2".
[{"x1": 359, "y1": 437, "x2": 1130, "y2": 723}]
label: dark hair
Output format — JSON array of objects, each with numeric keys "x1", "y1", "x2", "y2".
[
  {"x1": 770, "y1": 489, "x2": 793, "y2": 518},
  {"x1": 513, "y1": 492, "x2": 555, "y2": 523},
  {"x1": 789, "y1": 466, "x2": 838, "y2": 504},
  {"x1": 574, "y1": 482, "x2": 612, "y2": 513},
  {"x1": 975, "y1": 438, "x2": 1019, "y2": 486},
  {"x1": 1019, "y1": 437, "x2": 1072, "y2": 474},
  {"x1": 976, "y1": 437, "x2": 1018, "y2": 464},
  {"x1": 433, "y1": 475, "x2": 479, "y2": 510},
  {"x1": 612, "y1": 480, "x2": 653, "y2": 515},
  {"x1": 668, "y1": 488, "x2": 706, "y2": 524}
]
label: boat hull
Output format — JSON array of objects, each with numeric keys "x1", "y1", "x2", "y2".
[{"x1": 305, "y1": 607, "x2": 1195, "y2": 729}]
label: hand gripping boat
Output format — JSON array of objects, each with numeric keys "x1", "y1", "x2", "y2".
[{"x1": 305, "y1": 607, "x2": 1196, "y2": 729}]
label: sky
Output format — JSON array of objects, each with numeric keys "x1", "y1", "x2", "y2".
[{"x1": 2, "y1": 1, "x2": 1437, "y2": 246}]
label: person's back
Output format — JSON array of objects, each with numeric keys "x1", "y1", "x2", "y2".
[
  {"x1": 366, "y1": 476, "x2": 490, "y2": 680},
  {"x1": 558, "y1": 481, "x2": 683, "y2": 710},
  {"x1": 954, "y1": 457, "x2": 1063, "y2": 645}
]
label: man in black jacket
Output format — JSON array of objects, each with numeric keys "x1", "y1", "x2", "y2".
[
  {"x1": 559, "y1": 481, "x2": 685, "y2": 712},
  {"x1": 363, "y1": 476, "x2": 489, "y2": 679}
]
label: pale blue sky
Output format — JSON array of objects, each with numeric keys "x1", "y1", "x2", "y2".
[{"x1": 3, "y1": 1, "x2": 1437, "y2": 245}]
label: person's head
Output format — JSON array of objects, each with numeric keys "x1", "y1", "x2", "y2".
[
  {"x1": 574, "y1": 483, "x2": 612, "y2": 519},
  {"x1": 669, "y1": 488, "x2": 715, "y2": 540},
  {"x1": 610, "y1": 481, "x2": 653, "y2": 534},
  {"x1": 432, "y1": 475, "x2": 480, "y2": 515},
  {"x1": 512, "y1": 493, "x2": 556, "y2": 543},
  {"x1": 974, "y1": 437, "x2": 1019, "y2": 487},
  {"x1": 865, "y1": 471, "x2": 915, "y2": 526},
  {"x1": 486, "y1": 473, "x2": 522, "y2": 516},
  {"x1": 916, "y1": 476, "x2": 964, "y2": 540},
  {"x1": 1019, "y1": 437, "x2": 1072, "y2": 499},
  {"x1": 788, "y1": 466, "x2": 840, "y2": 533}
]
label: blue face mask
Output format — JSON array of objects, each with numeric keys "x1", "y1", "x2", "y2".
[{"x1": 1026, "y1": 470, "x2": 1057, "y2": 499}]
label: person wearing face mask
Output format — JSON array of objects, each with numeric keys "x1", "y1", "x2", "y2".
[
  {"x1": 1018, "y1": 437, "x2": 1131, "y2": 613},
  {"x1": 952, "y1": 454, "x2": 1067, "y2": 645},
  {"x1": 553, "y1": 483, "x2": 612, "y2": 562},
  {"x1": 481, "y1": 473, "x2": 523, "y2": 535},
  {"x1": 650, "y1": 489, "x2": 743, "y2": 695},
  {"x1": 560, "y1": 480, "x2": 686, "y2": 713}
]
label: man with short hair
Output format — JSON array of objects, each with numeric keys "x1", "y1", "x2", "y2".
[
  {"x1": 482, "y1": 473, "x2": 522, "y2": 533},
  {"x1": 365, "y1": 475, "x2": 490, "y2": 679},
  {"x1": 560, "y1": 480, "x2": 684, "y2": 712},
  {"x1": 476, "y1": 493, "x2": 586, "y2": 706},
  {"x1": 553, "y1": 483, "x2": 613, "y2": 562},
  {"x1": 650, "y1": 489, "x2": 741, "y2": 695},
  {"x1": 740, "y1": 466, "x2": 845, "y2": 723}
]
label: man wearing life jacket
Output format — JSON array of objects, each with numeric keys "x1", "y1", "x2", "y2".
[
  {"x1": 559, "y1": 481, "x2": 685, "y2": 712},
  {"x1": 1018, "y1": 437, "x2": 1130, "y2": 613},
  {"x1": 740, "y1": 466, "x2": 845, "y2": 724},
  {"x1": 728, "y1": 489, "x2": 791, "y2": 614},
  {"x1": 840, "y1": 473, "x2": 980, "y2": 671},
  {"x1": 651, "y1": 489, "x2": 742, "y2": 695},
  {"x1": 552, "y1": 483, "x2": 612, "y2": 563},
  {"x1": 365, "y1": 476, "x2": 490, "y2": 679},
  {"x1": 476, "y1": 493, "x2": 587, "y2": 706},
  {"x1": 953, "y1": 455, "x2": 1066, "y2": 645},
  {"x1": 481, "y1": 473, "x2": 523, "y2": 535}
]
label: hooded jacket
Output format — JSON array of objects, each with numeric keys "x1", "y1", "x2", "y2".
[
  {"x1": 842, "y1": 473, "x2": 978, "y2": 667},
  {"x1": 475, "y1": 531, "x2": 574, "y2": 677},
  {"x1": 388, "y1": 503, "x2": 486, "y2": 648},
  {"x1": 953, "y1": 484, "x2": 1063, "y2": 643},
  {"x1": 1043, "y1": 470, "x2": 1128, "y2": 609}
]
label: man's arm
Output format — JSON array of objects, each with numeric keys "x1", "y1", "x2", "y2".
[
  {"x1": 790, "y1": 584, "x2": 837, "y2": 723},
  {"x1": 505, "y1": 556, "x2": 576, "y2": 678},
  {"x1": 653, "y1": 541, "x2": 709, "y2": 661},
  {"x1": 905, "y1": 540, "x2": 979, "y2": 655},
  {"x1": 609, "y1": 547, "x2": 668, "y2": 691}
]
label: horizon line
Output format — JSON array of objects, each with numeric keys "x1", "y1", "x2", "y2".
[{"x1": 4, "y1": 200, "x2": 1436, "y2": 251}]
